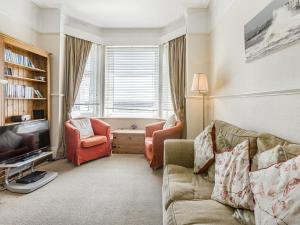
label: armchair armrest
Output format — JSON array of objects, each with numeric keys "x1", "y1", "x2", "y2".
[
  {"x1": 164, "y1": 139, "x2": 194, "y2": 168},
  {"x1": 145, "y1": 121, "x2": 165, "y2": 137},
  {"x1": 64, "y1": 122, "x2": 81, "y2": 150},
  {"x1": 90, "y1": 118, "x2": 111, "y2": 138},
  {"x1": 152, "y1": 122, "x2": 183, "y2": 142}
]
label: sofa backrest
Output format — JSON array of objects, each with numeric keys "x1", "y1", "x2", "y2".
[
  {"x1": 257, "y1": 133, "x2": 300, "y2": 160},
  {"x1": 214, "y1": 120, "x2": 259, "y2": 159}
]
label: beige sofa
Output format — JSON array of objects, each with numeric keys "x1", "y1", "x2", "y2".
[{"x1": 162, "y1": 120, "x2": 300, "y2": 225}]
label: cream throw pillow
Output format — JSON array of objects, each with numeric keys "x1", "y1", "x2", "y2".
[
  {"x1": 252, "y1": 145, "x2": 287, "y2": 171},
  {"x1": 250, "y1": 155, "x2": 300, "y2": 225},
  {"x1": 163, "y1": 114, "x2": 177, "y2": 130},
  {"x1": 211, "y1": 140, "x2": 254, "y2": 210},
  {"x1": 70, "y1": 118, "x2": 94, "y2": 139},
  {"x1": 194, "y1": 123, "x2": 215, "y2": 174}
]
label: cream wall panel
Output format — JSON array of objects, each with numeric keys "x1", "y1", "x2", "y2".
[
  {"x1": 186, "y1": 97, "x2": 204, "y2": 139},
  {"x1": 209, "y1": 0, "x2": 300, "y2": 143},
  {"x1": 212, "y1": 92, "x2": 300, "y2": 143}
]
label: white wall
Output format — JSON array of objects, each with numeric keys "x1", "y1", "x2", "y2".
[
  {"x1": 185, "y1": 9, "x2": 211, "y2": 139},
  {"x1": 0, "y1": 0, "x2": 40, "y2": 45},
  {"x1": 209, "y1": 0, "x2": 300, "y2": 143}
]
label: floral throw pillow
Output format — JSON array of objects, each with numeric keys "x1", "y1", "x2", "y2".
[
  {"x1": 249, "y1": 155, "x2": 300, "y2": 225},
  {"x1": 211, "y1": 140, "x2": 254, "y2": 210},
  {"x1": 194, "y1": 123, "x2": 216, "y2": 174},
  {"x1": 207, "y1": 133, "x2": 232, "y2": 182}
]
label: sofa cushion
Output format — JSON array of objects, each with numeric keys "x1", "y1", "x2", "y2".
[
  {"x1": 257, "y1": 133, "x2": 286, "y2": 153},
  {"x1": 283, "y1": 142, "x2": 300, "y2": 159},
  {"x1": 163, "y1": 165, "x2": 214, "y2": 210},
  {"x1": 165, "y1": 200, "x2": 240, "y2": 225},
  {"x1": 81, "y1": 135, "x2": 107, "y2": 148},
  {"x1": 250, "y1": 155, "x2": 300, "y2": 225},
  {"x1": 194, "y1": 123, "x2": 216, "y2": 174},
  {"x1": 214, "y1": 120, "x2": 259, "y2": 159},
  {"x1": 211, "y1": 140, "x2": 254, "y2": 210}
]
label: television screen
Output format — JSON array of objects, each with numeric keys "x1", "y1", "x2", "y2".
[{"x1": 0, "y1": 120, "x2": 50, "y2": 163}]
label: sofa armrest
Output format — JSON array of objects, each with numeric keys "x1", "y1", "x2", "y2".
[
  {"x1": 164, "y1": 139, "x2": 194, "y2": 168},
  {"x1": 145, "y1": 121, "x2": 165, "y2": 137}
]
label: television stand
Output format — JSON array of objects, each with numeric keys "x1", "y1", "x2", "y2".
[{"x1": 0, "y1": 152, "x2": 58, "y2": 194}]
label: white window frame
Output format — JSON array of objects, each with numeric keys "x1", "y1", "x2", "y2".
[{"x1": 73, "y1": 44, "x2": 173, "y2": 119}]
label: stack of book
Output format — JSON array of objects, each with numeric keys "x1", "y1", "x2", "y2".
[
  {"x1": 4, "y1": 49, "x2": 35, "y2": 68},
  {"x1": 4, "y1": 84, "x2": 43, "y2": 99},
  {"x1": 34, "y1": 90, "x2": 44, "y2": 98}
]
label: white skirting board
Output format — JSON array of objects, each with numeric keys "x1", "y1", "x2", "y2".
[{"x1": 6, "y1": 171, "x2": 58, "y2": 194}]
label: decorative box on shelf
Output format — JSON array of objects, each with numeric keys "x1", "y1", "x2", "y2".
[{"x1": 112, "y1": 129, "x2": 145, "y2": 154}]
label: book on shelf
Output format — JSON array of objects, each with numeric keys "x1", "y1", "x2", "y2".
[
  {"x1": 4, "y1": 48, "x2": 35, "y2": 68},
  {"x1": 34, "y1": 89, "x2": 44, "y2": 98},
  {"x1": 4, "y1": 83, "x2": 35, "y2": 99},
  {"x1": 4, "y1": 67, "x2": 12, "y2": 75}
]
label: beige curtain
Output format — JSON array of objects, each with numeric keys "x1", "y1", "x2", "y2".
[
  {"x1": 168, "y1": 35, "x2": 187, "y2": 138},
  {"x1": 56, "y1": 35, "x2": 92, "y2": 159}
]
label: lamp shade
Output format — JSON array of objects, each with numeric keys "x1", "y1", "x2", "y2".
[{"x1": 191, "y1": 73, "x2": 208, "y2": 93}]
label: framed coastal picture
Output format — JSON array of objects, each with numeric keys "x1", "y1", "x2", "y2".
[{"x1": 244, "y1": 0, "x2": 300, "y2": 62}]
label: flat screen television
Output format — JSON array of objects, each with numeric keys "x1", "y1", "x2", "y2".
[{"x1": 0, "y1": 120, "x2": 50, "y2": 163}]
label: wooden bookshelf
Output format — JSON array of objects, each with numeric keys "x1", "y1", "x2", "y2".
[
  {"x1": 0, "y1": 33, "x2": 51, "y2": 126},
  {"x1": 4, "y1": 75, "x2": 46, "y2": 83},
  {"x1": 5, "y1": 97, "x2": 47, "y2": 100},
  {"x1": 4, "y1": 61, "x2": 46, "y2": 73}
]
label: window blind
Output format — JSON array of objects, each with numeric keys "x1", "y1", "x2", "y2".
[
  {"x1": 72, "y1": 44, "x2": 101, "y2": 118},
  {"x1": 104, "y1": 46, "x2": 159, "y2": 118}
]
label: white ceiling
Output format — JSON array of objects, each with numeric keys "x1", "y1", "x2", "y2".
[{"x1": 32, "y1": 0, "x2": 210, "y2": 28}]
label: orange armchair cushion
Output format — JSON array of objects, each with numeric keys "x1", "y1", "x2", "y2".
[{"x1": 81, "y1": 135, "x2": 107, "y2": 148}]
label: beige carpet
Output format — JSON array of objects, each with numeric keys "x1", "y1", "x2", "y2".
[{"x1": 0, "y1": 154, "x2": 163, "y2": 225}]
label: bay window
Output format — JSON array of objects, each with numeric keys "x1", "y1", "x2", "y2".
[
  {"x1": 72, "y1": 44, "x2": 173, "y2": 119},
  {"x1": 104, "y1": 46, "x2": 159, "y2": 118}
]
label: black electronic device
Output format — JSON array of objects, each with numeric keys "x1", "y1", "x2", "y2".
[
  {"x1": 16, "y1": 171, "x2": 47, "y2": 184},
  {"x1": 33, "y1": 109, "x2": 45, "y2": 119},
  {"x1": 11, "y1": 115, "x2": 31, "y2": 122},
  {"x1": 0, "y1": 120, "x2": 50, "y2": 163}
]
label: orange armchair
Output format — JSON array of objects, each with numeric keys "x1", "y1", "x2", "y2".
[
  {"x1": 144, "y1": 120, "x2": 183, "y2": 169},
  {"x1": 65, "y1": 118, "x2": 111, "y2": 166}
]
